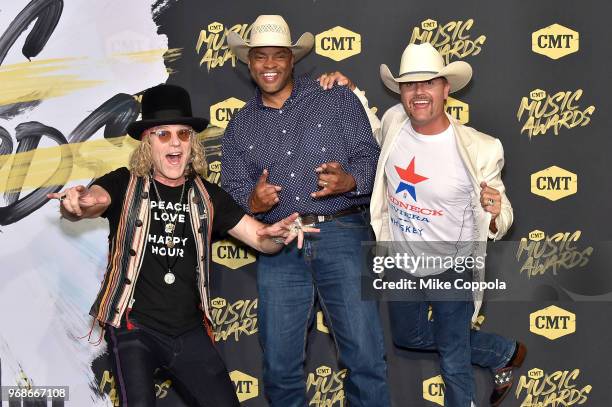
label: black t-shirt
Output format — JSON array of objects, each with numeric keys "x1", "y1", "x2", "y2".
[{"x1": 93, "y1": 167, "x2": 244, "y2": 336}]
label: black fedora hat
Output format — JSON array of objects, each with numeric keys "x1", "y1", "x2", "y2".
[{"x1": 127, "y1": 84, "x2": 208, "y2": 139}]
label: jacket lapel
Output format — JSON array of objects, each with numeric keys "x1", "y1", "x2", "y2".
[
  {"x1": 370, "y1": 109, "x2": 407, "y2": 240},
  {"x1": 379, "y1": 118, "x2": 408, "y2": 167},
  {"x1": 449, "y1": 114, "x2": 479, "y2": 186}
]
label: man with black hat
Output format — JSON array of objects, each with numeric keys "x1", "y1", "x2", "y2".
[
  {"x1": 222, "y1": 14, "x2": 390, "y2": 407},
  {"x1": 47, "y1": 83, "x2": 317, "y2": 407}
]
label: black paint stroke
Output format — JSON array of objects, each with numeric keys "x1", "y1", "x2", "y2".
[
  {"x1": 0, "y1": 101, "x2": 42, "y2": 120},
  {"x1": 0, "y1": 0, "x2": 63, "y2": 65},
  {"x1": 0, "y1": 122, "x2": 71, "y2": 225},
  {"x1": 0, "y1": 93, "x2": 140, "y2": 226},
  {"x1": 0, "y1": 0, "x2": 63, "y2": 119},
  {"x1": 0, "y1": 126, "x2": 14, "y2": 171},
  {"x1": 69, "y1": 94, "x2": 140, "y2": 144},
  {"x1": 67, "y1": 93, "x2": 140, "y2": 176}
]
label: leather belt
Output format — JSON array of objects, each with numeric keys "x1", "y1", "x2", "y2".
[{"x1": 300, "y1": 205, "x2": 368, "y2": 226}]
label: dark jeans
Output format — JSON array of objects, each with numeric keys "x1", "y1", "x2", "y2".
[
  {"x1": 105, "y1": 321, "x2": 239, "y2": 407},
  {"x1": 388, "y1": 268, "x2": 515, "y2": 407},
  {"x1": 257, "y1": 212, "x2": 390, "y2": 407}
]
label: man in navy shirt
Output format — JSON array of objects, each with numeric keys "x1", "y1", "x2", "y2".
[{"x1": 223, "y1": 15, "x2": 390, "y2": 407}]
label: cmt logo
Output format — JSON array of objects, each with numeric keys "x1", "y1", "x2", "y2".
[
  {"x1": 207, "y1": 22, "x2": 224, "y2": 34},
  {"x1": 208, "y1": 161, "x2": 221, "y2": 173},
  {"x1": 212, "y1": 239, "x2": 256, "y2": 269},
  {"x1": 423, "y1": 375, "x2": 445, "y2": 406},
  {"x1": 528, "y1": 368, "x2": 544, "y2": 380},
  {"x1": 209, "y1": 97, "x2": 245, "y2": 129},
  {"x1": 210, "y1": 297, "x2": 227, "y2": 309},
  {"x1": 531, "y1": 166, "x2": 577, "y2": 201},
  {"x1": 445, "y1": 96, "x2": 469, "y2": 124},
  {"x1": 421, "y1": 19, "x2": 438, "y2": 30},
  {"x1": 230, "y1": 370, "x2": 259, "y2": 402},
  {"x1": 206, "y1": 160, "x2": 221, "y2": 185},
  {"x1": 528, "y1": 229, "x2": 546, "y2": 241},
  {"x1": 530, "y1": 89, "x2": 546, "y2": 101},
  {"x1": 315, "y1": 26, "x2": 361, "y2": 61},
  {"x1": 530, "y1": 305, "x2": 576, "y2": 340},
  {"x1": 532, "y1": 24, "x2": 579, "y2": 59},
  {"x1": 316, "y1": 366, "x2": 332, "y2": 377}
]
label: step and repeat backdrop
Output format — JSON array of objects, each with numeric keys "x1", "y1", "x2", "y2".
[{"x1": 1, "y1": 0, "x2": 611, "y2": 406}]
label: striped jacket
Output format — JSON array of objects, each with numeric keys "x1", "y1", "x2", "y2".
[{"x1": 89, "y1": 172, "x2": 215, "y2": 328}]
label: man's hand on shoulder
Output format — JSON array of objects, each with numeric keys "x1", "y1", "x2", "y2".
[{"x1": 317, "y1": 71, "x2": 355, "y2": 91}]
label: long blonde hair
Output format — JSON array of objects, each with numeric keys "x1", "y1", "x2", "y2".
[{"x1": 129, "y1": 132, "x2": 208, "y2": 178}]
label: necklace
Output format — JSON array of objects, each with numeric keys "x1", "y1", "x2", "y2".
[
  {"x1": 150, "y1": 177, "x2": 187, "y2": 285},
  {"x1": 151, "y1": 177, "x2": 186, "y2": 248},
  {"x1": 148, "y1": 218, "x2": 187, "y2": 285}
]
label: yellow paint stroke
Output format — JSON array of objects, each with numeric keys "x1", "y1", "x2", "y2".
[
  {"x1": 0, "y1": 127, "x2": 222, "y2": 193},
  {"x1": 113, "y1": 47, "x2": 182, "y2": 64},
  {"x1": 0, "y1": 58, "x2": 103, "y2": 106},
  {"x1": 164, "y1": 48, "x2": 183, "y2": 63},
  {"x1": 164, "y1": 48, "x2": 183, "y2": 75}
]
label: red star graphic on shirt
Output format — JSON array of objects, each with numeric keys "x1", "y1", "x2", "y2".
[
  {"x1": 394, "y1": 158, "x2": 428, "y2": 201},
  {"x1": 395, "y1": 158, "x2": 428, "y2": 185}
]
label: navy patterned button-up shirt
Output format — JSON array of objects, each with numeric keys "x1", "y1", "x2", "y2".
[{"x1": 221, "y1": 75, "x2": 380, "y2": 223}]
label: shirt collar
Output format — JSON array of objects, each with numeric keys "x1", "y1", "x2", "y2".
[{"x1": 255, "y1": 75, "x2": 309, "y2": 110}]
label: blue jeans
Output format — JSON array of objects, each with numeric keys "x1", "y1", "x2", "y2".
[
  {"x1": 258, "y1": 212, "x2": 390, "y2": 407},
  {"x1": 388, "y1": 269, "x2": 515, "y2": 407}
]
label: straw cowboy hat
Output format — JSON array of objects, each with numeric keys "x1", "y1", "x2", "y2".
[
  {"x1": 380, "y1": 43, "x2": 472, "y2": 93},
  {"x1": 227, "y1": 15, "x2": 314, "y2": 64}
]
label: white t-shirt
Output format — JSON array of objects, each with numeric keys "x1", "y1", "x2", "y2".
[{"x1": 385, "y1": 122, "x2": 476, "y2": 276}]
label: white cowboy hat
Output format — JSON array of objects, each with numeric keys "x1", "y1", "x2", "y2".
[
  {"x1": 227, "y1": 15, "x2": 314, "y2": 64},
  {"x1": 380, "y1": 43, "x2": 472, "y2": 93}
]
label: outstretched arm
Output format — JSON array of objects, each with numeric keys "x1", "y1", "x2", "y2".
[
  {"x1": 47, "y1": 185, "x2": 110, "y2": 221},
  {"x1": 228, "y1": 213, "x2": 319, "y2": 254}
]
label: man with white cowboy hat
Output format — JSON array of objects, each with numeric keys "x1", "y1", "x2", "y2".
[
  {"x1": 369, "y1": 43, "x2": 526, "y2": 406},
  {"x1": 222, "y1": 14, "x2": 390, "y2": 407}
]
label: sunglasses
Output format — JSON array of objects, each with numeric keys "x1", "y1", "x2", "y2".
[{"x1": 148, "y1": 128, "x2": 194, "y2": 143}]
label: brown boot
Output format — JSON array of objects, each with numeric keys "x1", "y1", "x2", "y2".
[{"x1": 490, "y1": 342, "x2": 527, "y2": 406}]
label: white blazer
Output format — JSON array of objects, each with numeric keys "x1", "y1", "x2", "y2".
[{"x1": 366, "y1": 102, "x2": 514, "y2": 321}]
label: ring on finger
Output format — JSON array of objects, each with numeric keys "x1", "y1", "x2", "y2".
[
  {"x1": 487, "y1": 198, "x2": 494, "y2": 206},
  {"x1": 323, "y1": 181, "x2": 329, "y2": 187},
  {"x1": 290, "y1": 217, "x2": 303, "y2": 234}
]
